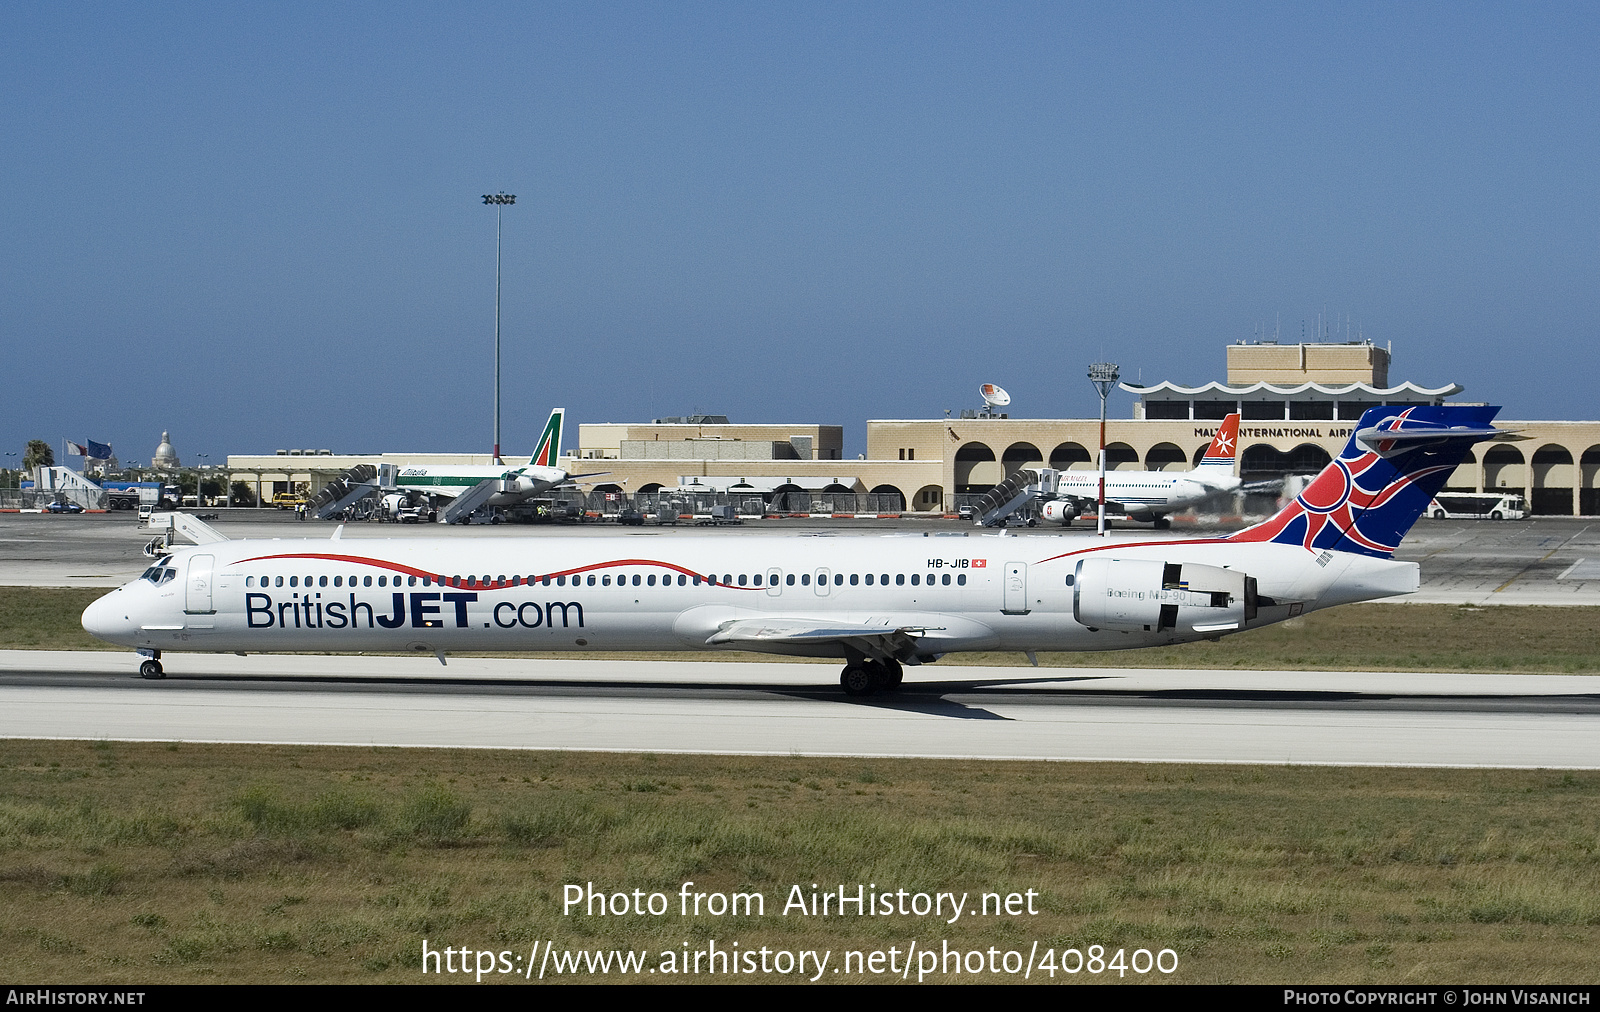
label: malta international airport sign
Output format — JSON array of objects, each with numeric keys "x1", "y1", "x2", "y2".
[{"x1": 1195, "y1": 426, "x2": 1356, "y2": 440}]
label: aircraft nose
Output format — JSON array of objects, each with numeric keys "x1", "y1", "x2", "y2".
[{"x1": 81, "y1": 591, "x2": 134, "y2": 644}]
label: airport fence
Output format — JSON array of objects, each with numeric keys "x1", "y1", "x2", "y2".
[
  {"x1": 0, "y1": 487, "x2": 106, "y2": 510},
  {"x1": 762, "y1": 492, "x2": 906, "y2": 514}
]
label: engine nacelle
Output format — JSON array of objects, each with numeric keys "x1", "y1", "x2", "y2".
[
  {"x1": 1072, "y1": 557, "x2": 1257, "y2": 635},
  {"x1": 1040, "y1": 499, "x2": 1082, "y2": 524}
]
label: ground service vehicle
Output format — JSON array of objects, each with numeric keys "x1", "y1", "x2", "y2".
[{"x1": 1427, "y1": 492, "x2": 1525, "y2": 520}]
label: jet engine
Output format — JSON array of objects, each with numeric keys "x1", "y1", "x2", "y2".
[
  {"x1": 1072, "y1": 558, "x2": 1257, "y2": 635},
  {"x1": 1039, "y1": 498, "x2": 1084, "y2": 524}
]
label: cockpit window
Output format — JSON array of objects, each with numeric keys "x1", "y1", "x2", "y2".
[{"x1": 144, "y1": 565, "x2": 177, "y2": 584}]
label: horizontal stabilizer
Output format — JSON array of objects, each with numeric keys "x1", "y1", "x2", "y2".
[{"x1": 1354, "y1": 423, "x2": 1503, "y2": 451}]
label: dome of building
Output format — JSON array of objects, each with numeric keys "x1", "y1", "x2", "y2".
[{"x1": 152, "y1": 431, "x2": 179, "y2": 470}]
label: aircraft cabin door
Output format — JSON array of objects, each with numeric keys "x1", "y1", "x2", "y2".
[
  {"x1": 814, "y1": 568, "x2": 831, "y2": 596},
  {"x1": 1002, "y1": 561, "x2": 1029, "y2": 615},
  {"x1": 185, "y1": 554, "x2": 215, "y2": 614},
  {"x1": 767, "y1": 568, "x2": 783, "y2": 597}
]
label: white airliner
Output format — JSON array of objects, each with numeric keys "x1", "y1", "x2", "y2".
[
  {"x1": 1039, "y1": 413, "x2": 1241, "y2": 528},
  {"x1": 391, "y1": 408, "x2": 598, "y2": 518},
  {"x1": 83, "y1": 406, "x2": 1500, "y2": 695}
]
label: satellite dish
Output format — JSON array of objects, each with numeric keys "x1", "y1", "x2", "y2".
[{"x1": 979, "y1": 383, "x2": 1011, "y2": 409}]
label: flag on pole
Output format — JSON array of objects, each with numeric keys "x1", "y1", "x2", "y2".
[
  {"x1": 65, "y1": 441, "x2": 87, "y2": 457},
  {"x1": 86, "y1": 440, "x2": 113, "y2": 460}
]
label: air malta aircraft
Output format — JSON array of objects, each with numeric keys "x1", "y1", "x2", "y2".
[
  {"x1": 1039, "y1": 413, "x2": 1242, "y2": 528},
  {"x1": 84, "y1": 406, "x2": 1499, "y2": 695},
  {"x1": 391, "y1": 408, "x2": 597, "y2": 520}
]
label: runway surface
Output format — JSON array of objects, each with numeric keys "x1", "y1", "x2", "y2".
[{"x1": 4, "y1": 651, "x2": 1598, "y2": 769}]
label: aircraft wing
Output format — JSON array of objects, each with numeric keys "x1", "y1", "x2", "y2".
[
  {"x1": 1061, "y1": 491, "x2": 1157, "y2": 513},
  {"x1": 544, "y1": 471, "x2": 610, "y2": 490},
  {"x1": 1242, "y1": 478, "x2": 1285, "y2": 495},
  {"x1": 705, "y1": 618, "x2": 940, "y2": 663},
  {"x1": 1062, "y1": 492, "x2": 1144, "y2": 515},
  {"x1": 1041, "y1": 493, "x2": 1097, "y2": 513}
]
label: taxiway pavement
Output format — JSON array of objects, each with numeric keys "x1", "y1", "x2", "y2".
[{"x1": 3, "y1": 651, "x2": 1596, "y2": 769}]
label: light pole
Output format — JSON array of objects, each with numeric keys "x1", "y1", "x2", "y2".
[
  {"x1": 1088, "y1": 362, "x2": 1120, "y2": 536},
  {"x1": 482, "y1": 191, "x2": 516, "y2": 464}
]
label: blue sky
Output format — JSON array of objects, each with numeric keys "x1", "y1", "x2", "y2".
[{"x1": 3, "y1": 3, "x2": 1596, "y2": 463}]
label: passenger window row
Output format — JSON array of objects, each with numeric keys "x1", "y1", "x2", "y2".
[{"x1": 241, "y1": 570, "x2": 970, "y2": 589}]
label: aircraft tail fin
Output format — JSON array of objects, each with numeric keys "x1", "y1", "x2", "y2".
[
  {"x1": 530, "y1": 408, "x2": 565, "y2": 468},
  {"x1": 1227, "y1": 405, "x2": 1502, "y2": 558},
  {"x1": 1193, "y1": 413, "x2": 1240, "y2": 470}
]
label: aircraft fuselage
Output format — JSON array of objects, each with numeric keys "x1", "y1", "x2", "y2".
[{"x1": 82, "y1": 533, "x2": 1416, "y2": 660}]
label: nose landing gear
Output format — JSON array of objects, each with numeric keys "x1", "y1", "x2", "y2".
[
  {"x1": 839, "y1": 658, "x2": 904, "y2": 696},
  {"x1": 138, "y1": 650, "x2": 164, "y2": 680}
]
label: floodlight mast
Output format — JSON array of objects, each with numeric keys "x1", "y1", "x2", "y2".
[
  {"x1": 1088, "y1": 362, "x2": 1120, "y2": 536},
  {"x1": 482, "y1": 192, "x2": 516, "y2": 464}
]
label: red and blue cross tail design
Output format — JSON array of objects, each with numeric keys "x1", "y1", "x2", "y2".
[{"x1": 1227, "y1": 405, "x2": 1502, "y2": 559}]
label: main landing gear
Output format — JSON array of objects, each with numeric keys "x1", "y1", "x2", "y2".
[
  {"x1": 839, "y1": 658, "x2": 904, "y2": 697},
  {"x1": 138, "y1": 650, "x2": 164, "y2": 680}
]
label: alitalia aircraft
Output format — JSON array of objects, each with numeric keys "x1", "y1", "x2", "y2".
[
  {"x1": 1039, "y1": 413, "x2": 1242, "y2": 528},
  {"x1": 392, "y1": 408, "x2": 592, "y2": 518},
  {"x1": 83, "y1": 406, "x2": 1499, "y2": 695}
]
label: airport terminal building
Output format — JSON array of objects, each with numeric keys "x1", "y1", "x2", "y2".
[
  {"x1": 227, "y1": 342, "x2": 1600, "y2": 516},
  {"x1": 868, "y1": 342, "x2": 1600, "y2": 516}
]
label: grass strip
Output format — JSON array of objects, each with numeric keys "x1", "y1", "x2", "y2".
[{"x1": 0, "y1": 740, "x2": 1596, "y2": 983}]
